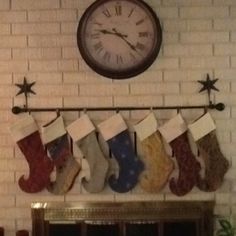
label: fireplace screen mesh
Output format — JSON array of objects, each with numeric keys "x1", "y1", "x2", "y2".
[{"x1": 31, "y1": 201, "x2": 214, "y2": 236}]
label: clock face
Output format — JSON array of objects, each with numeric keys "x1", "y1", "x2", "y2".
[{"x1": 77, "y1": 0, "x2": 162, "y2": 79}]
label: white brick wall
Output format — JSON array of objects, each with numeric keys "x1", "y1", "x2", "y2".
[{"x1": 0, "y1": 0, "x2": 235, "y2": 235}]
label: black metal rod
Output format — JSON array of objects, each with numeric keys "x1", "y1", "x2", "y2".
[{"x1": 11, "y1": 102, "x2": 225, "y2": 114}]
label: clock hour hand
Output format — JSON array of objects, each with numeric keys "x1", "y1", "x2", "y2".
[{"x1": 97, "y1": 29, "x2": 128, "y2": 38}]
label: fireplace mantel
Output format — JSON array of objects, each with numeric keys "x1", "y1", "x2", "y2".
[{"x1": 31, "y1": 201, "x2": 214, "y2": 236}]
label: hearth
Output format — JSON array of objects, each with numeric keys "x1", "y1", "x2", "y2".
[{"x1": 31, "y1": 201, "x2": 214, "y2": 236}]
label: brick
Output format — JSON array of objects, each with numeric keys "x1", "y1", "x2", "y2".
[
  {"x1": 62, "y1": 47, "x2": 80, "y2": 59},
  {"x1": 0, "y1": 49, "x2": 11, "y2": 60},
  {"x1": 164, "y1": 20, "x2": 187, "y2": 32},
  {"x1": 164, "y1": 44, "x2": 213, "y2": 56},
  {"x1": 64, "y1": 96, "x2": 113, "y2": 108},
  {"x1": 215, "y1": 69, "x2": 236, "y2": 80},
  {"x1": 14, "y1": 72, "x2": 62, "y2": 84},
  {"x1": 25, "y1": 97, "x2": 63, "y2": 108},
  {"x1": 80, "y1": 84, "x2": 129, "y2": 96},
  {"x1": 114, "y1": 95, "x2": 163, "y2": 107},
  {"x1": 214, "y1": 0, "x2": 236, "y2": 5},
  {"x1": 61, "y1": 22, "x2": 78, "y2": 34},
  {"x1": 152, "y1": 58, "x2": 179, "y2": 70},
  {"x1": 231, "y1": 7, "x2": 236, "y2": 17},
  {"x1": 61, "y1": 0, "x2": 94, "y2": 9},
  {"x1": 158, "y1": 7, "x2": 179, "y2": 19},
  {"x1": 215, "y1": 44, "x2": 236, "y2": 55},
  {"x1": 0, "y1": 85, "x2": 15, "y2": 97},
  {"x1": 180, "y1": 82, "x2": 201, "y2": 94},
  {"x1": 164, "y1": 94, "x2": 207, "y2": 106},
  {"x1": 0, "y1": 61, "x2": 28, "y2": 73},
  {"x1": 180, "y1": 57, "x2": 230, "y2": 69},
  {"x1": 0, "y1": 172, "x2": 14, "y2": 183},
  {"x1": 186, "y1": 19, "x2": 212, "y2": 31},
  {"x1": 0, "y1": 196, "x2": 15, "y2": 207},
  {"x1": 229, "y1": 57, "x2": 236, "y2": 67},
  {"x1": 214, "y1": 19, "x2": 236, "y2": 30},
  {"x1": 164, "y1": 70, "x2": 210, "y2": 82},
  {"x1": 0, "y1": 74, "x2": 12, "y2": 84},
  {"x1": 63, "y1": 72, "x2": 85, "y2": 84},
  {"x1": 180, "y1": 7, "x2": 229, "y2": 18},
  {"x1": 126, "y1": 71, "x2": 163, "y2": 83},
  {"x1": 12, "y1": 23, "x2": 60, "y2": 35},
  {"x1": 16, "y1": 195, "x2": 64, "y2": 207},
  {"x1": 0, "y1": 1, "x2": 10, "y2": 10},
  {"x1": 0, "y1": 24, "x2": 10, "y2": 35},
  {"x1": 36, "y1": 85, "x2": 79, "y2": 97},
  {"x1": 0, "y1": 36, "x2": 27, "y2": 48},
  {"x1": 0, "y1": 147, "x2": 13, "y2": 158},
  {"x1": 163, "y1": 0, "x2": 212, "y2": 6},
  {"x1": 29, "y1": 60, "x2": 78, "y2": 72},
  {"x1": 0, "y1": 11, "x2": 26, "y2": 23},
  {"x1": 181, "y1": 32, "x2": 229, "y2": 43},
  {"x1": 12, "y1": 0, "x2": 60, "y2": 10},
  {"x1": 0, "y1": 207, "x2": 30, "y2": 219},
  {"x1": 13, "y1": 48, "x2": 62, "y2": 60},
  {"x1": 13, "y1": 96, "x2": 63, "y2": 109},
  {"x1": 28, "y1": 9, "x2": 77, "y2": 22},
  {"x1": 130, "y1": 83, "x2": 179, "y2": 95},
  {"x1": 28, "y1": 35, "x2": 76, "y2": 47}
]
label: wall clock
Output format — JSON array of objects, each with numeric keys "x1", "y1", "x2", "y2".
[{"x1": 77, "y1": 0, "x2": 162, "y2": 79}]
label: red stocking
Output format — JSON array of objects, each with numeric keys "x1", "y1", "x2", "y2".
[
  {"x1": 159, "y1": 114, "x2": 201, "y2": 196},
  {"x1": 10, "y1": 114, "x2": 53, "y2": 193}
]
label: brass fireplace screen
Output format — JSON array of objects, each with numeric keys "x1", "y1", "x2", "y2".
[{"x1": 31, "y1": 201, "x2": 214, "y2": 236}]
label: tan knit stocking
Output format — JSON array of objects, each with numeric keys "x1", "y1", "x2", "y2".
[
  {"x1": 135, "y1": 113, "x2": 174, "y2": 193},
  {"x1": 140, "y1": 131, "x2": 174, "y2": 192}
]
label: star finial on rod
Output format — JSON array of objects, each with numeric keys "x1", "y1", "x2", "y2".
[
  {"x1": 15, "y1": 77, "x2": 36, "y2": 109},
  {"x1": 15, "y1": 77, "x2": 36, "y2": 97},
  {"x1": 198, "y1": 74, "x2": 219, "y2": 104}
]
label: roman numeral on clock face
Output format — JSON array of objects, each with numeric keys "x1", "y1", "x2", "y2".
[
  {"x1": 103, "y1": 8, "x2": 111, "y2": 17},
  {"x1": 93, "y1": 42, "x2": 103, "y2": 53},
  {"x1": 116, "y1": 55, "x2": 123, "y2": 64},
  {"x1": 136, "y1": 42, "x2": 145, "y2": 51},
  {"x1": 115, "y1": 4, "x2": 122, "y2": 16}
]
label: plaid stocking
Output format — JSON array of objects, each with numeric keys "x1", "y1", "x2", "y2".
[
  {"x1": 188, "y1": 112, "x2": 229, "y2": 191},
  {"x1": 42, "y1": 116, "x2": 81, "y2": 195}
]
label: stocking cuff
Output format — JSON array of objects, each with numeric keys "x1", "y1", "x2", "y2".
[
  {"x1": 9, "y1": 114, "x2": 38, "y2": 142},
  {"x1": 158, "y1": 114, "x2": 187, "y2": 143},
  {"x1": 42, "y1": 116, "x2": 67, "y2": 144},
  {"x1": 98, "y1": 113, "x2": 127, "y2": 141},
  {"x1": 188, "y1": 112, "x2": 216, "y2": 141},
  {"x1": 134, "y1": 113, "x2": 158, "y2": 141},
  {"x1": 66, "y1": 114, "x2": 95, "y2": 142}
]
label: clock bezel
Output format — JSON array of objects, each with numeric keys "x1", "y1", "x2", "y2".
[{"x1": 77, "y1": 0, "x2": 162, "y2": 80}]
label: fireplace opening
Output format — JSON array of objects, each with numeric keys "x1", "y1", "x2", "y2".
[
  {"x1": 86, "y1": 223, "x2": 120, "y2": 236},
  {"x1": 31, "y1": 201, "x2": 214, "y2": 236},
  {"x1": 49, "y1": 223, "x2": 81, "y2": 236},
  {"x1": 163, "y1": 221, "x2": 198, "y2": 236},
  {"x1": 126, "y1": 223, "x2": 159, "y2": 236}
]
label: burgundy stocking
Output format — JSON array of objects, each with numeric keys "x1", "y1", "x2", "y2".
[{"x1": 169, "y1": 132, "x2": 201, "y2": 196}]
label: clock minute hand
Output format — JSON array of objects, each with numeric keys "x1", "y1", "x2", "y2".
[{"x1": 112, "y1": 28, "x2": 142, "y2": 56}]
